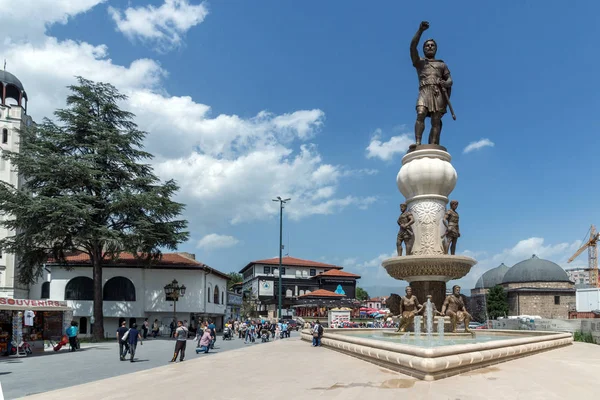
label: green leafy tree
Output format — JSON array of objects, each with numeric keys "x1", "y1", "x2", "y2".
[
  {"x1": 486, "y1": 285, "x2": 509, "y2": 319},
  {"x1": 0, "y1": 78, "x2": 189, "y2": 341},
  {"x1": 241, "y1": 291, "x2": 257, "y2": 318},
  {"x1": 227, "y1": 272, "x2": 243, "y2": 290},
  {"x1": 356, "y1": 287, "x2": 369, "y2": 301}
]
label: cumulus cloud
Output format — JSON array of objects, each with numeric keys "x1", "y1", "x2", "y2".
[
  {"x1": 463, "y1": 138, "x2": 495, "y2": 154},
  {"x1": 109, "y1": 0, "x2": 209, "y2": 51},
  {"x1": 196, "y1": 234, "x2": 239, "y2": 250},
  {"x1": 1, "y1": 6, "x2": 375, "y2": 239},
  {"x1": 0, "y1": 0, "x2": 106, "y2": 43},
  {"x1": 366, "y1": 129, "x2": 412, "y2": 161}
]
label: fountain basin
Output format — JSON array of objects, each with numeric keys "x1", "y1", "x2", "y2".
[
  {"x1": 382, "y1": 255, "x2": 477, "y2": 281},
  {"x1": 301, "y1": 328, "x2": 572, "y2": 380}
]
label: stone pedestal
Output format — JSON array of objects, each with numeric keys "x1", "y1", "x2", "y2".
[{"x1": 382, "y1": 146, "x2": 477, "y2": 316}]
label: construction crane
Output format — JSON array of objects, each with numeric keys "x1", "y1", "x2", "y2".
[{"x1": 567, "y1": 225, "x2": 599, "y2": 287}]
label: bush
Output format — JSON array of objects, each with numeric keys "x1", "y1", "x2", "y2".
[{"x1": 573, "y1": 331, "x2": 595, "y2": 343}]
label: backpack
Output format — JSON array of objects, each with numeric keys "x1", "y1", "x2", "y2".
[{"x1": 317, "y1": 325, "x2": 323, "y2": 335}]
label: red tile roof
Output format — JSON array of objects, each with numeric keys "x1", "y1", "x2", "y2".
[
  {"x1": 314, "y1": 269, "x2": 361, "y2": 278},
  {"x1": 240, "y1": 256, "x2": 342, "y2": 273},
  {"x1": 47, "y1": 252, "x2": 231, "y2": 280},
  {"x1": 298, "y1": 289, "x2": 344, "y2": 298}
]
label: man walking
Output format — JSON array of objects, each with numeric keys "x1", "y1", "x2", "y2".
[
  {"x1": 116, "y1": 320, "x2": 129, "y2": 361},
  {"x1": 170, "y1": 320, "x2": 188, "y2": 362},
  {"x1": 127, "y1": 323, "x2": 143, "y2": 362}
]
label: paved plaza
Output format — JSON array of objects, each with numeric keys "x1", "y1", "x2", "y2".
[
  {"x1": 10, "y1": 335, "x2": 600, "y2": 400},
  {"x1": 1, "y1": 332, "x2": 293, "y2": 399}
]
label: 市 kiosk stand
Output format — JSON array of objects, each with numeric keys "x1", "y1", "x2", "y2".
[{"x1": 0, "y1": 298, "x2": 73, "y2": 356}]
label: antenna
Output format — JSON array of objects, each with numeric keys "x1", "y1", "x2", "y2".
[{"x1": 3, "y1": 60, "x2": 5, "y2": 71}]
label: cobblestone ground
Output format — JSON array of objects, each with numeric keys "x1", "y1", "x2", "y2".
[{"x1": 0, "y1": 332, "x2": 298, "y2": 399}]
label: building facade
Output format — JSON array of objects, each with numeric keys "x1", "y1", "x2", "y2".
[
  {"x1": 565, "y1": 268, "x2": 591, "y2": 286},
  {"x1": 0, "y1": 70, "x2": 32, "y2": 299},
  {"x1": 239, "y1": 256, "x2": 360, "y2": 318},
  {"x1": 28, "y1": 252, "x2": 229, "y2": 336},
  {"x1": 501, "y1": 255, "x2": 575, "y2": 319}
]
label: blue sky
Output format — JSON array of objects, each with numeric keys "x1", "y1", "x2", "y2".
[{"x1": 1, "y1": 0, "x2": 599, "y2": 295}]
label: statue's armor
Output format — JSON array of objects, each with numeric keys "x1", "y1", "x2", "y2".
[
  {"x1": 445, "y1": 209, "x2": 460, "y2": 238},
  {"x1": 414, "y1": 58, "x2": 451, "y2": 115}
]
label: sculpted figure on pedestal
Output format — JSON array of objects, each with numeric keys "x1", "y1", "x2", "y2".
[
  {"x1": 441, "y1": 285, "x2": 472, "y2": 333},
  {"x1": 442, "y1": 200, "x2": 460, "y2": 255},
  {"x1": 410, "y1": 21, "x2": 455, "y2": 147},
  {"x1": 397, "y1": 286, "x2": 422, "y2": 332},
  {"x1": 396, "y1": 203, "x2": 415, "y2": 256}
]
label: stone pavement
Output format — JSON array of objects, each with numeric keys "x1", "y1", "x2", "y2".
[
  {"x1": 1, "y1": 332, "x2": 288, "y2": 400},
  {"x1": 16, "y1": 336, "x2": 600, "y2": 400}
]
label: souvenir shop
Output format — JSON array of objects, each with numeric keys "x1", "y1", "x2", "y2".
[{"x1": 0, "y1": 297, "x2": 73, "y2": 356}]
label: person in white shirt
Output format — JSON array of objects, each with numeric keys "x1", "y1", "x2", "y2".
[{"x1": 170, "y1": 321, "x2": 188, "y2": 362}]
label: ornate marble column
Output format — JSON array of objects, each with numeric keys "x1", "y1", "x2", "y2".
[{"x1": 397, "y1": 147, "x2": 456, "y2": 255}]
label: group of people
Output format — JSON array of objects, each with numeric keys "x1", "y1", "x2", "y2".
[{"x1": 234, "y1": 320, "x2": 291, "y2": 343}]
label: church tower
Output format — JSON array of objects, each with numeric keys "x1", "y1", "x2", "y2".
[{"x1": 0, "y1": 70, "x2": 32, "y2": 298}]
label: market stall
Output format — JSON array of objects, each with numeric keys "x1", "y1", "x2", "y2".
[{"x1": 0, "y1": 298, "x2": 73, "y2": 356}]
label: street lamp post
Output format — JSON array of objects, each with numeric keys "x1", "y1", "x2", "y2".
[
  {"x1": 164, "y1": 279, "x2": 186, "y2": 324},
  {"x1": 272, "y1": 196, "x2": 290, "y2": 320}
]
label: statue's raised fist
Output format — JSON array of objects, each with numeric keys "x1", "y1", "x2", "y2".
[{"x1": 420, "y1": 21, "x2": 430, "y2": 31}]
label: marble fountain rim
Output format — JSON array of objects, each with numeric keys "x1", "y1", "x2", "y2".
[{"x1": 301, "y1": 328, "x2": 573, "y2": 380}]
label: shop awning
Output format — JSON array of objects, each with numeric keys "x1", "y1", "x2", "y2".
[{"x1": 0, "y1": 298, "x2": 71, "y2": 311}]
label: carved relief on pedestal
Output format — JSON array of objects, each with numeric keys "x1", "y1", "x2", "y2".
[{"x1": 409, "y1": 200, "x2": 446, "y2": 255}]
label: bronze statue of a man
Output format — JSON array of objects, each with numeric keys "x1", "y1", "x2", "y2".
[
  {"x1": 410, "y1": 21, "x2": 453, "y2": 146},
  {"x1": 441, "y1": 285, "x2": 472, "y2": 333},
  {"x1": 442, "y1": 200, "x2": 460, "y2": 255},
  {"x1": 397, "y1": 203, "x2": 415, "y2": 256},
  {"x1": 397, "y1": 286, "x2": 422, "y2": 332}
]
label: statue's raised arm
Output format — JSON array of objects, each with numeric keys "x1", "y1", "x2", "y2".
[{"x1": 410, "y1": 21, "x2": 429, "y2": 66}]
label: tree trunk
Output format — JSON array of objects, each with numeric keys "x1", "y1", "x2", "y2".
[{"x1": 92, "y1": 251, "x2": 104, "y2": 341}]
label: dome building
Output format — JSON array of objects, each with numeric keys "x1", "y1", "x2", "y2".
[
  {"x1": 469, "y1": 263, "x2": 510, "y2": 321},
  {"x1": 501, "y1": 255, "x2": 575, "y2": 318},
  {"x1": 471, "y1": 263, "x2": 511, "y2": 296}
]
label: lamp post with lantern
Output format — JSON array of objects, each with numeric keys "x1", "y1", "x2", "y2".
[{"x1": 164, "y1": 279, "x2": 186, "y2": 324}]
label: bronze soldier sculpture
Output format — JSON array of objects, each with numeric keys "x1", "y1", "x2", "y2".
[
  {"x1": 442, "y1": 200, "x2": 460, "y2": 255},
  {"x1": 396, "y1": 203, "x2": 415, "y2": 256},
  {"x1": 410, "y1": 21, "x2": 454, "y2": 146},
  {"x1": 441, "y1": 285, "x2": 472, "y2": 333},
  {"x1": 397, "y1": 286, "x2": 422, "y2": 332}
]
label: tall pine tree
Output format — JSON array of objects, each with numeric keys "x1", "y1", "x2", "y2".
[
  {"x1": 0, "y1": 78, "x2": 189, "y2": 340},
  {"x1": 486, "y1": 285, "x2": 509, "y2": 319}
]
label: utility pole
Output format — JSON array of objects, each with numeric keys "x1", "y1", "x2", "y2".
[{"x1": 272, "y1": 196, "x2": 290, "y2": 319}]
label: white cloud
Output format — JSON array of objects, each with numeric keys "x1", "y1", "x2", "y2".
[
  {"x1": 196, "y1": 234, "x2": 239, "y2": 250},
  {"x1": 0, "y1": 6, "x2": 376, "y2": 240},
  {"x1": 463, "y1": 138, "x2": 494, "y2": 154},
  {"x1": 0, "y1": 0, "x2": 105, "y2": 43},
  {"x1": 109, "y1": 0, "x2": 209, "y2": 51},
  {"x1": 366, "y1": 129, "x2": 412, "y2": 161}
]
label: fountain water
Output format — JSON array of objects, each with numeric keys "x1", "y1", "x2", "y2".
[
  {"x1": 413, "y1": 316, "x2": 421, "y2": 337},
  {"x1": 425, "y1": 299, "x2": 433, "y2": 338},
  {"x1": 437, "y1": 315, "x2": 445, "y2": 339}
]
